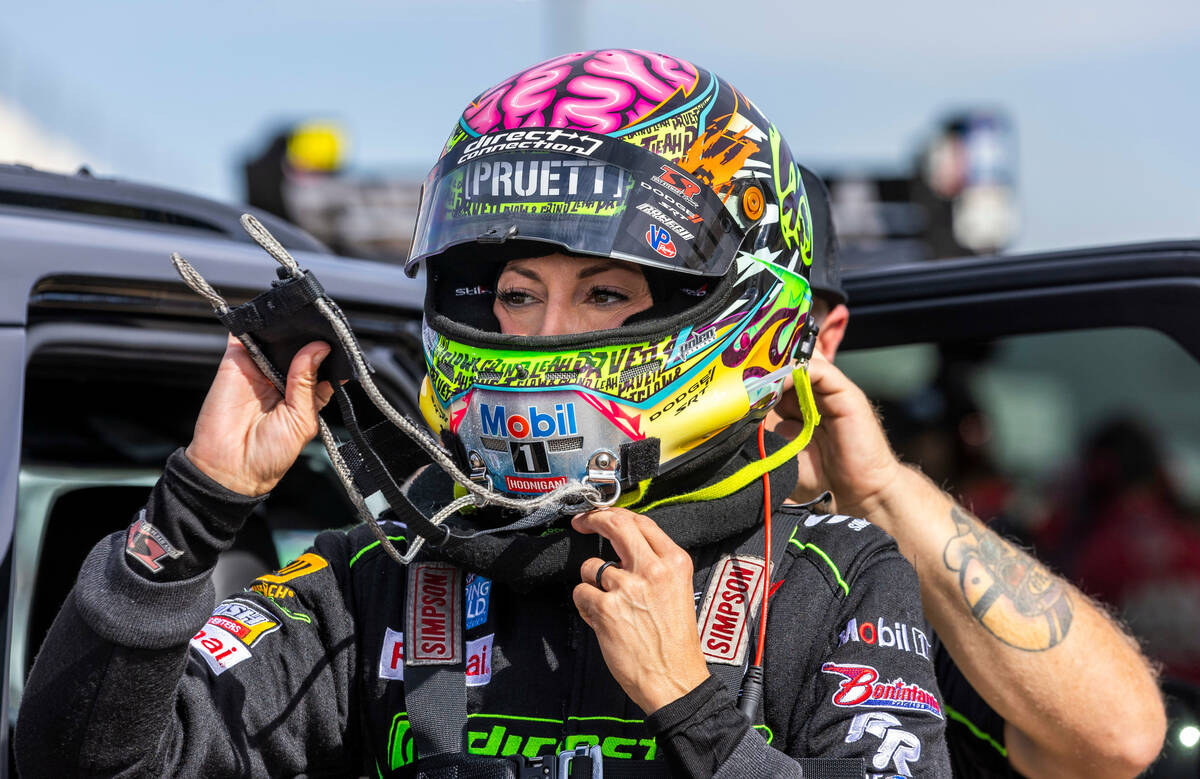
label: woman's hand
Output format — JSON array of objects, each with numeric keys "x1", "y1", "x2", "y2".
[
  {"x1": 572, "y1": 507, "x2": 709, "y2": 715},
  {"x1": 185, "y1": 336, "x2": 335, "y2": 497},
  {"x1": 769, "y1": 351, "x2": 904, "y2": 516}
]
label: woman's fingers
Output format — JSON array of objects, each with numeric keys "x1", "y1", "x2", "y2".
[
  {"x1": 580, "y1": 558, "x2": 628, "y2": 592},
  {"x1": 571, "y1": 508, "x2": 656, "y2": 568},
  {"x1": 284, "y1": 341, "x2": 332, "y2": 416}
]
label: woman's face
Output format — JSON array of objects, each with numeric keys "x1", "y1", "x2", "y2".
[{"x1": 493, "y1": 253, "x2": 653, "y2": 336}]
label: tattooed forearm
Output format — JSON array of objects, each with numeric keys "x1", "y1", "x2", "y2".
[{"x1": 943, "y1": 506, "x2": 1073, "y2": 651}]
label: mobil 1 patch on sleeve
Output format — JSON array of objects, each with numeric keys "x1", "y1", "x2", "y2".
[{"x1": 696, "y1": 554, "x2": 767, "y2": 666}]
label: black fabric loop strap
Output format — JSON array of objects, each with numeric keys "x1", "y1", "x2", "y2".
[
  {"x1": 216, "y1": 268, "x2": 358, "y2": 382},
  {"x1": 335, "y1": 419, "x2": 435, "y2": 502},
  {"x1": 334, "y1": 386, "x2": 451, "y2": 547},
  {"x1": 217, "y1": 271, "x2": 326, "y2": 335}
]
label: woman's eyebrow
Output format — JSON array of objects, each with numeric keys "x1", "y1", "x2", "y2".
[
  {"x1": 506, "y1": 266, "x2": 542, "y2": 282},
  {"x1": 577, "y1": 262, "x2": 623, "y2": 280}
]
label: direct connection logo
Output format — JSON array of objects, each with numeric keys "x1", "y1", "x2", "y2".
[
  {"x1": 820, "y1": 663, "x2": 943, "y2": 719},
  {"x1": 646, "y1": 224, "x2": 677, "y2": 259},
  {"x1": 480, "y1": 402, "x2": 578, "y2": 439}
]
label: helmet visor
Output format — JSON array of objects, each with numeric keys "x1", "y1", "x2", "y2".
[{"x1": 406, "y1": 131, "x2": 745, "y2": 277}]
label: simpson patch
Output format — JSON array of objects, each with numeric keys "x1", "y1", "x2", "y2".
[{"x1": 697, "y1": 555, "x2": 768, "y2": 665}]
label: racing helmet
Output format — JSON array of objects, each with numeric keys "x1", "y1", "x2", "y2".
[{"x1": 406, "y1": 49, "x2": 816, "y2": 504}]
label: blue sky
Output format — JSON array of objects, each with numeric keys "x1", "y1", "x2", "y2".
[{"x1": 2, "y1": 0, "x2": 1197, "y2": 252}]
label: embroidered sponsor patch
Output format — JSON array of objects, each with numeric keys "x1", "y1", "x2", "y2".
[
  {"x1": 465, "y1": 573, "x2": 491, "y2": 630},
  {"x1": 696, "y1": 555, "x2": 767, "y2": 665},
  {"x1": 190, "y1": 624, "x2": 252, "y2": 675},
  {"x1": 125, "y1": 510, "x2": 183, "y2": 573},
  {"x1": 845, "y1": 711, "x2": 922, "y2": 776},
  {"x1": 504, "y1": 475, "x2": 568, "y2": 493},
  {"x1": 465, "y1": 633, "x2": 494, "y2": 687},
  {"x1": 378, "y1": 628, "x2": 405, "y2": 681},
  {"x1": 837, "y1": 617, "x2": 931, "y2": 660},
  {"x1": 255, "y1": 553, "x2": 328, "y2": 584},
  {"x1": 208, "y1": 600, "x2": 279, "y2": 647},
  {"x1": 405, "y1": 562, "x2": 462, "y2": 665},
  {"x1": 821, "y1": 662, "x2": 943, "y2": 719},
  {"x1": 805, "y1": 513, "x2": 871, "y2": 532},
  {"x1": 249, "y1": 581, "x2": 296, "y2": 600}
]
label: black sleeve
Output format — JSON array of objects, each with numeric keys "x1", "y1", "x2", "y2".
[
  {"x1": 14, "y1": 449, "x2": 363, "y2": 778},
  {"x1": 791, "y1": 550, "x2": 952, "y2": 776},
  {"x1": 937, "y1": 643, "x2": 1015, "y2": 777},
  {"x1": 646, "y1": 674, "x2": 749, "y2": 776}
]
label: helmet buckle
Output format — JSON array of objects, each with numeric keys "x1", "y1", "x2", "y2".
[
  {"x1": 466, "y1": 450, "x2": 494, "y2": 504},
  {"x1": 582, "y1": 450, "x2": 621, "y2": 507},
  {"x1": 793, "y1": 318, "x2": 820, "y2": 364}
]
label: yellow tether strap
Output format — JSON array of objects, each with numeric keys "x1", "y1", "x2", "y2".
[{"x1": 630, "y1": 364, "x2": 821, "y2": 513}]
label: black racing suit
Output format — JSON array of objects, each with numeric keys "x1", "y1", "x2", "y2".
[
  {"x1": 798, "y1": 495, "x2": 1016, "y2": 777},
  {"x1": 16, "y1": 438, "x2": 952, "y2": 777}
]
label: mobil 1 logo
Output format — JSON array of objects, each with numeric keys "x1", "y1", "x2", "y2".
[
  {"x1": 510, "y1": 441, "x2": 549, "y2": 474},
  {"x1": 838, "y1": 616, "x2": 931, "y2": 660}
]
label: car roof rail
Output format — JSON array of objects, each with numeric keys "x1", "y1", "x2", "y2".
[{"x1": 0, "y1": 163, "x2": 330, "y2": 253}]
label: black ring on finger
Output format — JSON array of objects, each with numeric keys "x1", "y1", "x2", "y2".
[{"x1": 595, "y1": 560, "x2": 621, "y2": 591}]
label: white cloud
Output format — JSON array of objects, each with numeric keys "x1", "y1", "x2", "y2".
[{"x1": 0, "y1": 98, "x2": 108, "y2": 174}]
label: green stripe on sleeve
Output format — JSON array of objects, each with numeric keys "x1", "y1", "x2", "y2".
[{"x1": 945, "y1": 704, "x2": 1008, "y2": 757}]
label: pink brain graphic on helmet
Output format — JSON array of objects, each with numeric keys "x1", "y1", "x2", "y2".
[{"x1": 463, "y1": 50, "x2": 700, "y2": 135}]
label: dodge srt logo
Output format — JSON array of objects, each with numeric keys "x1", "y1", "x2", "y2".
[{"x1": 655, "y1": 166, "x2": 701, "y2": 203}]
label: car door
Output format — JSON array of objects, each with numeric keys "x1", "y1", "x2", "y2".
[
  {"x1": 836, "y1": 240, "x2": 1200, "y2": 778},
  {"x1": 2, "y1": 210, "x2": 429, "y2": 776}
]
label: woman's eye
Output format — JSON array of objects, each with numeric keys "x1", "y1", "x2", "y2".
[
  {"x1": 588, "y1": 287, "x2": 629, "y2": 305},
  {"x1": 497, "y1": 289, "x2": 537, "y2": 307}
]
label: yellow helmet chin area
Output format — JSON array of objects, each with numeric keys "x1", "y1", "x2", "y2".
[{"x1": 417, "y1": 263, "x2": 816, "y2": 501}]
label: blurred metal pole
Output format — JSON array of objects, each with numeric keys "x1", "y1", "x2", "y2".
[{"x1": 546, "y1": 0, "x2": 585, "y2": 56}]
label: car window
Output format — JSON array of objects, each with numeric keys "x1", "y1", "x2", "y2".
[
  {"x1": 840, "y1": 327, "x2": 1200, "y2": 772},
  {"x1": 10, "y1": 322, "x2": 425, "y2": 727}
]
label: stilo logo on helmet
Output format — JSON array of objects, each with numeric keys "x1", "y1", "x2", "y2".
[{"x1": 409, "y1": 49, "x2": 816, "y2": 502}]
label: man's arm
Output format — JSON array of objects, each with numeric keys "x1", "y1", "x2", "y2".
[
  {"x1": 864, "y1": 465, "x2": 1163, "y2": 778},
  {"x1": 772, "y1": 354, "x2": 1166, "y2": 779}
]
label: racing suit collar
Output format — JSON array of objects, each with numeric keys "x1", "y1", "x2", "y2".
[{"x1": 405, "y1": 430, "x2": 799, "y2": 591}]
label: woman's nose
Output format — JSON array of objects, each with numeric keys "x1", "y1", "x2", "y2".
[{"x1": 535, "y1": 298, "x2": 579, "y2": 337}]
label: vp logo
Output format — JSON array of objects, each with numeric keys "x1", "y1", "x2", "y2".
[
  {"x1": 845, "y1": 712, "x2": 921, "y2": 777},
  {"x1": 646, "y1": 224, "x2": 677, "y2": 259}
]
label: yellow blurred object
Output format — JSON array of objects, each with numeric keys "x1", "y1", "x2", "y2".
[{"x1": 286, "y1": 122, "x2": 346, "y2": 173}]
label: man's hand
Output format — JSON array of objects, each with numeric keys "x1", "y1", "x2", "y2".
[
  {"x1": 769, "y1": 351, "x2": 902, "y2": 515},
  {"x1": 185, "y1": 336, "x2": 335, "y2": 497},
  {"x1": 571, "y1": 508, "x2": 710, "y2": 715}
]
